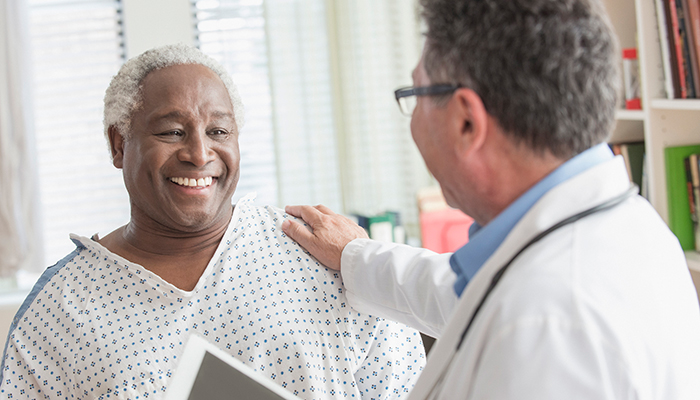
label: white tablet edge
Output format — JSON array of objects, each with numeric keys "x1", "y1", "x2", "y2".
[{"x1": 164, "y1": 333, "x2": 297, "y2": 400}]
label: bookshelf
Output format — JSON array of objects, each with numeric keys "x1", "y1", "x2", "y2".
[
  {"x1": 615, "y1": 109, "x2": 645, "y2": 121},
  {"x1": 603, "y1": 0, "x2": 700, "y2": 295}
]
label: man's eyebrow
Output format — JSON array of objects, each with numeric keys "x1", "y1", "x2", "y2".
[
  {"x1": 152, "y1": 110, "x2": 185, "y2": 121},
  {"x1": 211, "y1": 110, "x2": 235, "y2": 120}
]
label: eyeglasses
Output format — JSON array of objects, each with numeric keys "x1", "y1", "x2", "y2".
[{"x1": 394, "y1": 84, "x2": 462, "y2": 116}]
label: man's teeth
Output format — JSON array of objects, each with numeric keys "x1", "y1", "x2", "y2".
[{"x1": 170, "y1": 177, "x2": 214, "y2": 187}]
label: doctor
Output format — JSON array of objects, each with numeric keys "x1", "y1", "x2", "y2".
[{"x1": 282, "y1": 0, "x2": 700, "y2": 398}]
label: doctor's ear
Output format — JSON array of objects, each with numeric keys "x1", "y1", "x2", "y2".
[
  {"x1": 453, "y1": 88, "x2": 488, "y2": 151},
  {"x1": 108, "y1": 125, "x2": 125, "y2": 169},
  {"x1": 463, "y1": 120, "x2": 472, "y2": 132}
]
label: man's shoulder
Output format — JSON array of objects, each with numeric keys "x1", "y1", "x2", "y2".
[
  {"x1": 8, "y1": 244, "x2": 91, "y2": 333},
  {"x1": 23, "y1": 236, "x2": 117, "y2": 303},
  {"x1": 232, "y1": 195, "x2": 287, "y2": 225},
  {"x1": 41, "y1": 241, "x2": 90, "y2": 286}
]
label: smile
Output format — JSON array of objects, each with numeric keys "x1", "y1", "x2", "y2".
[{"x1": 169, "y1": 176, "x2": 214, "y2": 188}]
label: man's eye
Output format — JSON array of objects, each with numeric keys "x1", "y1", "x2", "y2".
[
  {"x1": 209, "y1": 129, "x2": 228, "y2": 135},
  {"x1": 157, "y1": 130, "x2": 182, "y2": 136}
]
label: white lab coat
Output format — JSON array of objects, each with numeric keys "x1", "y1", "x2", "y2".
[{"x1": 341, "y1": 156, "x2": 700, "y2": 399}]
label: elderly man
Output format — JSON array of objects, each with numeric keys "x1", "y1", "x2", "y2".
[
  {"x1": 0, "y1": 44, "x2": 425, "y2": 399},
  {"x1": 282, "y1": 0, "x2": 700, "y2": 398}
]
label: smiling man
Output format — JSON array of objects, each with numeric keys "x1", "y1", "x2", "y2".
[{"x1": 0, "y1": 44, "x2": 425, "y2": 400}]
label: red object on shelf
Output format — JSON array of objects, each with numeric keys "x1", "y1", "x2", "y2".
[
  {"x1": 625, "y1": 98, "x2": 642, "y2": 110},
  {"x1": 622, "y1": 48, "x2": 637, "y2": 59},
  {"x1": 419, "y1": 208, "x2": 474, "y2": 253}
]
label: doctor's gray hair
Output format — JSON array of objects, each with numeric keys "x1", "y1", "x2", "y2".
[
  {"x1": 103, "y1": 43, "x2": 244, "y2": 140},
  {"x1": 419, "y1": 0, "x2": 620, "y2": 159}
]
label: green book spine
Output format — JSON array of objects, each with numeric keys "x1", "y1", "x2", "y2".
[{"x1": 665, "y1": 144, "x2": 700, "y2": 250}]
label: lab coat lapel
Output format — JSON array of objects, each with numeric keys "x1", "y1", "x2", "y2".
[{"x1": 407, "y1": 156, "x2": 631, "y2": 399}]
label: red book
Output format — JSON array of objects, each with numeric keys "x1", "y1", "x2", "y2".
[
  {"x1": 669, "y1": 0, "x2": 689, "y2": 98},
  {"x1": 685, "y1": 0, "x2": 700, "y2": 93}
]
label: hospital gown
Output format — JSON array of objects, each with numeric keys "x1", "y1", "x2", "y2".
[{"x1": 0, "y1": 194, "x2": 425, "y2": 399}]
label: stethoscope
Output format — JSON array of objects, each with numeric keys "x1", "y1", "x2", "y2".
[
  {"x1": 456, "y1": 184, "x2": 639, "y2": 350},
  {"x1": 423, "y1": 184, "x2": 639, "y2": 399}
]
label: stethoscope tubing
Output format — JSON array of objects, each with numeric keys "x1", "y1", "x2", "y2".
[{"x1": 456, "y1": 184, "x2": 639, "y2": 350}]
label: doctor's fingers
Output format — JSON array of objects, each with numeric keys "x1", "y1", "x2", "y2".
[
  {"x1": 281, "y1": 217, "x2": 313, "y2": 242},
  {"x1": 281, "y1": 218, "x2": 343, "y2": 270},
  {"x1": 285, "y1": 204, "x2": 336, "y2": 221},
  {"x1": 284, "y1": 204, "x2": 369, "y2": 243},
  {"x1": 313, "y1": 204, "x2": 336, "y2": 215},
  {"x1": 284, "y1": 205, "x2": 336, "y2": 230}
]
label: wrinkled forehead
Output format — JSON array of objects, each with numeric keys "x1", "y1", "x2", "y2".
[
  {"x1": 140, "y1": 64, "x2": 232, "y2": 107},
  {"x1": 141, "y1": 64, "x2": 221, "y2": 93}
]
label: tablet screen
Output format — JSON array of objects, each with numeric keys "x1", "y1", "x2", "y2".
[
  {"x1": 165, "y1": 334, "x2": 297, "y2": 400},
  {"x1": 187, "y1": 351, "x2": 290, "y2": 400}
]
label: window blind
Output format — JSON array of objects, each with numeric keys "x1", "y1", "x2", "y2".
[
  {"x1": 193, "y1": 0, "x2": 280, "y2": 208},
  {"x1": 193, "y1": 0, "x2": 431, "y2": 238},
  {"x1": 28, "y1": 0, "x2": 127, "y2": 266},
  {"x1": 264, "y1": 0, "x2": 342, "y2": 211},
  {"x1": 331, "y1": 0, "x2": 431, "y2": 237}
]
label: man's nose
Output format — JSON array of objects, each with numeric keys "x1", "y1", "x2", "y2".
[{"x1": 178, "y1": 131, "x2": 214, "y2": 167}]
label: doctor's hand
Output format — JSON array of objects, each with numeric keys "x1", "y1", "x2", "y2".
[{"x1": 282, "y1": 204, "x2": 369, "y2": 271}]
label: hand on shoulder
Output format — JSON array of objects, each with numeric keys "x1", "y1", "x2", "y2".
[{"x1": 282, "y1": 204, "x2": 369, "y2": 270}]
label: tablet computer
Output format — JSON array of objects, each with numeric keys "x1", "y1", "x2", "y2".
[{"x1": 165, "y1": 334, "x2": 297, "y2": 400}]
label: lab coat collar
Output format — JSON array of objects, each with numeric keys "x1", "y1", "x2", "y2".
[{"x1": 406, "y1": 155, "x2": 633, "y2": 400}]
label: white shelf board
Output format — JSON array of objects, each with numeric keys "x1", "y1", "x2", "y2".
[
  {"x1": 651, "y1": 99, "x2": 700, "y2": 110},
  {"x1": 686, "y1": 250, "x2": 700, "y2": 273},
  {"x1": 615, "y1": 109, "x2": 645, "y2": 121}
]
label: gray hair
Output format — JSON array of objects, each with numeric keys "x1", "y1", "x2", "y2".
[
  {"x1": 419, "y1": 0, "x2": 620, "y2": 159},
  {"x1": 103, "y1": 43, "x2": 244, "y2": 139}
]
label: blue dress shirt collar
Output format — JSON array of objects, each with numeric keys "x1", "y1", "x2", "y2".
[{"x1": 449, "y1": 143, "x2": 614, "y2": 296}]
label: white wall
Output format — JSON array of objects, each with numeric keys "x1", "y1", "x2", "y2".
[{"x1": 122, "y1": 0, "x2": 194, "y2": 57}]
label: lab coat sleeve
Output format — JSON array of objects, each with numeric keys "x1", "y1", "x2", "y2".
[{"x1": 340, "y1": 238, "x2": 459, "y2": 338}]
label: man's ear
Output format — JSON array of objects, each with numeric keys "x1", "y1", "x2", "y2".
[
  {"x1": 108, "y1": 125, "x2": 125, "y2": 169},
  {"x1": 452, "y1": 88, "x2": 489, "y2": 155}
]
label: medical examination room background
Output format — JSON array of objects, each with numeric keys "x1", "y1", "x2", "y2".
[{"x1": 0, "y1": 0, "x2": 433, "y2": 299}]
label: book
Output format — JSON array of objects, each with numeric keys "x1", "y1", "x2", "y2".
[
  {"x1": 656, "y1": 0, "x2": 677, "y2": 98},
  {"x1": 641, "y1": 152, "x2": 649, "y2": 199},
  {"x1": 677, "y1": 0, "x2": 697, "y2": 97},
  {"x1": 611, "y1": 143, "x2": 622, "y2": 157},
  {"x1": 668, "y1": 0, "x2": 689, "y2": 98},
  {"x1": 690, "y1": 153, "x2": 700, "y2": 249},
  {"x1": 165, "y1": 334, "x2": 296, "y2": 400},
  {"x1": 665, "y1": 144, "x2": 700, "y2": 250},
  {"x1": 624, "y1": 142, "x2": 646, "y2": 190},
  {"x1": 611, "y1": 142, "x2": 645, "y2": 191},
  {"x1": 619, "y1": 145, "x2": 633, "y2": 179},
  {"x1": 352, "y1": 211, "x2": 405, "y2": 243},
  {"x1": 368, "y1": 214, "x2": 395, "y2": 242},
  {"x1": 685, "y1": 155, "x2": 698, "y2": 223},
  {"x1": 685, "y1": 0, "x2": 700, "y2": 95}
]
